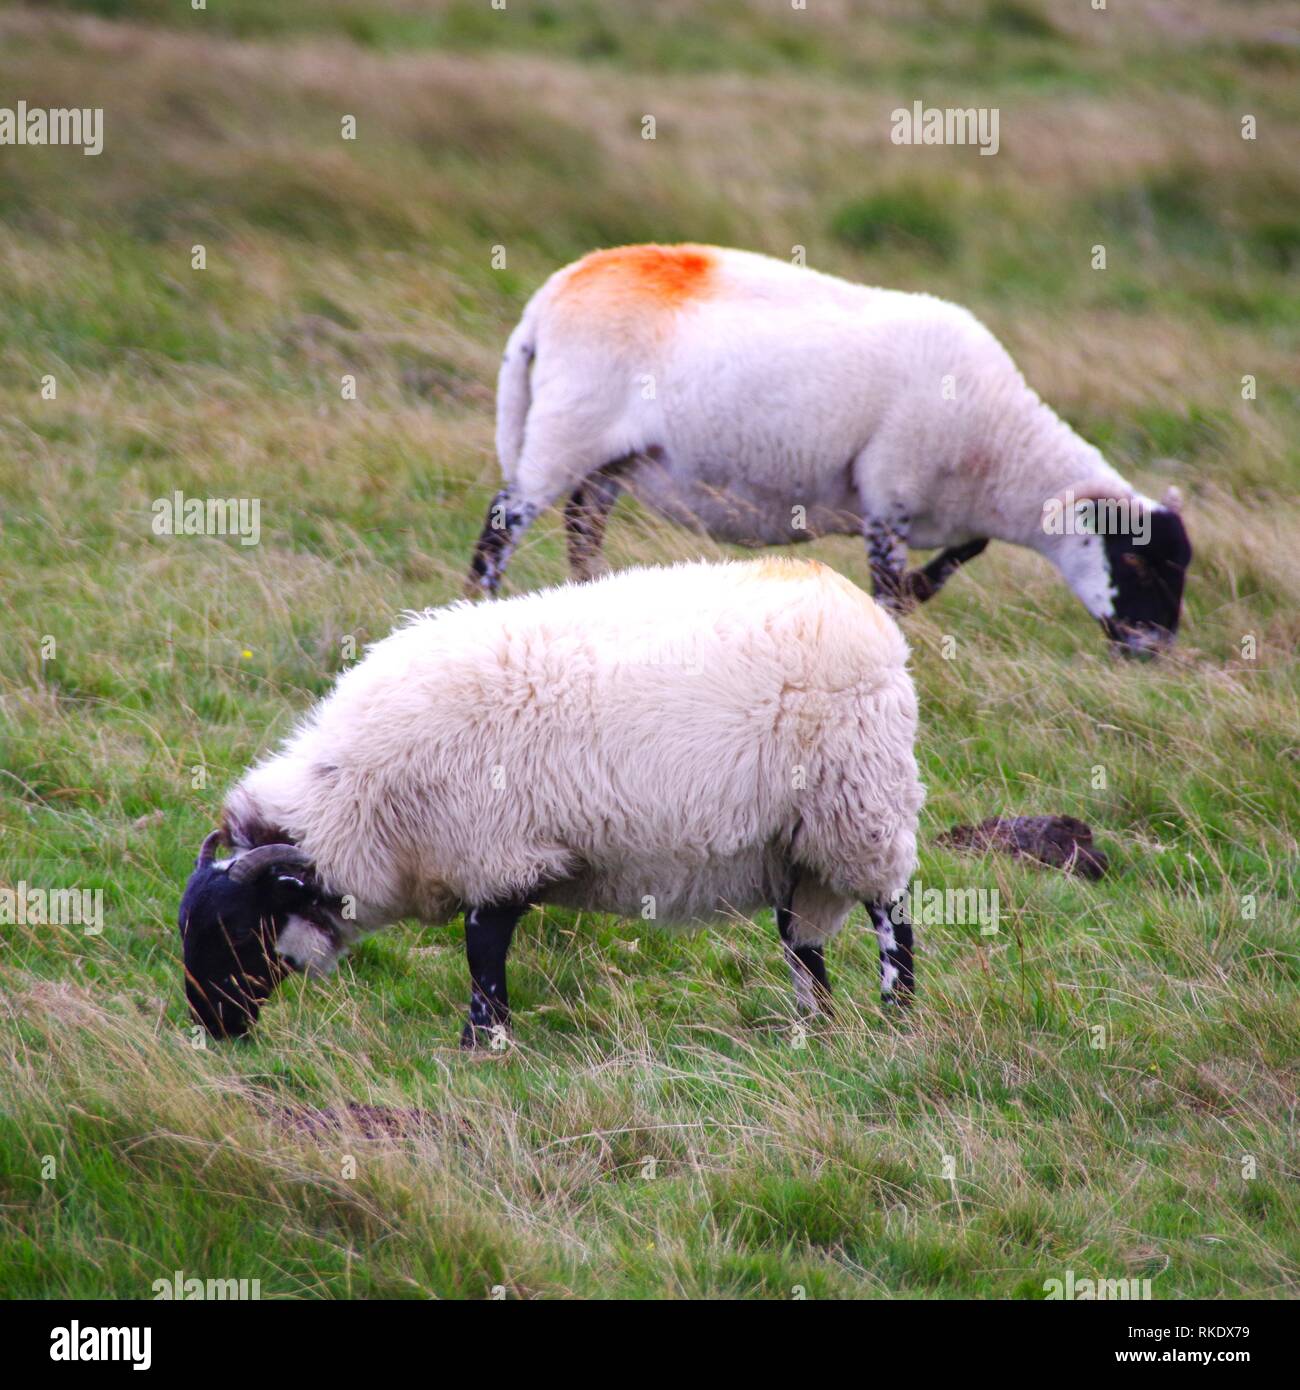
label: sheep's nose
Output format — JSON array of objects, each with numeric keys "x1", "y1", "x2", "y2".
[
  {"x1": 1102, "y1": 619, "x2": 1170, "y2": 659},
  {"x1": 185, "y1": 988, "x2": 224, "y2": 1037},
  {"x1": 186, "y1": 979, "x2": 256, "y2": 1039}
]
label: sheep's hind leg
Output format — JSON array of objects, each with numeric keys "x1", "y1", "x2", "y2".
[
  {"x1": 776, "y1": 901, "x2": 833, "y2": 1018},
  {"x1": 866, "y1": 899, "x2": 915, "y2": 1007},
  {"x1": 564, "y1": 471, "x2": 623, "y2": 582},
  {"x1": 466, "y1": 488, "x2": 540, "y2": 598},
  {"x1": 461, "y1": 900, "x2": 529, "y2": 1048}
]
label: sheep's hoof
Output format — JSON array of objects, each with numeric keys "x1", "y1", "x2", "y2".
[
  {"x1": 880, "y1": 992, "x2": 914, "y2": 1017},
  {"x1": 463, "y1": 573, "x2": 498, "y2": 602},
  {"x1": 460, "y1": 1020, "x2": 512, "y2": 1051},
  {"x1": 875, "y1": 589, "x2": 916, "y2": 617}
]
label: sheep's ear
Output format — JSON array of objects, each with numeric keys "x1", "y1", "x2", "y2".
[{"x1": 1162, "y1": 485, "x2": 1184, "y2": 513}]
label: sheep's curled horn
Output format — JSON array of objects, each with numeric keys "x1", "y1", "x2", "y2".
[
  {"x1": 195, "y1": 829, "x2": 225, "y2": 869},
  {"x1": 227, "y1": 842, "x2": 314, "y2": 884}
]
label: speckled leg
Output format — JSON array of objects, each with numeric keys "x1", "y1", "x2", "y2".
[
  {"x1": 466, "y1": 489, "x2": 539, "y2": 597},
  {"x1": 867, "y1": 899, "x2": 915, "y2": 1006},
  {"x1": 864, "y1": 516, "x2": 911, "y2": 612},
  {"x1": 776, "y1": 900, "x2": 833, "y2": 1017},
  {"x1": 564, "y1": 472, "x2": 623, "y2": 582}
]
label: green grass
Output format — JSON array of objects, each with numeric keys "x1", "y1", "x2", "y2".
[
  {"x1": 831, "y1": 187, "x2": 961, "y2": 261},
  {"x1": 1, "y1": 0, "x2": 1298, "y2": 1299}
]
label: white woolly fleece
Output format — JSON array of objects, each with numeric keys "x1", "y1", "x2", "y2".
[{"x1": 224, "y1": 558, "x2": 923, "y2": 957}]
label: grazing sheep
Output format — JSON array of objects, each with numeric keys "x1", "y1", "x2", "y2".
[
  {"x1": 468, "y1": 244, "x2": 1192, "y2": 653},
  {"x1": 178, "y1": 558, "x2": 923, "y2": 1044}
]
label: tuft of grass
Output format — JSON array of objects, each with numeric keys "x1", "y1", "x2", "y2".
[
  {"x1": 985, "y1": 1, "x2": 1061, "y2": 42},
  {"x1": 831, "y1": 188, "x2": 960, "y2": 261}
]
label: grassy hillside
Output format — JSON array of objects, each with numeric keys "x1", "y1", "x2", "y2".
[{"x1": 1, "y1": 0, "x2": 1297, "y2": 1298}]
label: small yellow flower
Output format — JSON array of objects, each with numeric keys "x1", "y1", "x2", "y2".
[{"x1": 241, "y1": 649, "x2": 253, "y2": 660}]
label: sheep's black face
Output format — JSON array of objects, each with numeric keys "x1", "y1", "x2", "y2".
[
  {"x1": 178, "y1": 840, "x2": 320, "y2": 1039},
  {"x1": 1101, "y1": 508, "x2": 1192, "y2": 655}
]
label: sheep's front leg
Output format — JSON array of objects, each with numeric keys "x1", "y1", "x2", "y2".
[
  {"x1": 867, "y1": 899, "x2": 915, "y2": 1007},
  {"x1": 863, "y1": 516, "x2": 911, "y2": 612},
  {"x1": 466, "y1": 488, "x2": 539, "y2": 597},
  {"x1": 904, "y1": 538, "x2": 988, "y2": 604},
  {"x1": 776, "y1": 902, "x2": 833, "y2": 1017},
  {"x1": 461, "y1": 900, "x2": 528, "y2": 1048}
]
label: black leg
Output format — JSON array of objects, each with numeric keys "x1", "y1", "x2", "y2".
[
  {"x1": 776, "y1": 901, "x2": 833, "y2": 1016},
  {"x1": 867, "y1": 899, "x2": 915, "y2": 1007},
  {"x1": 904, "y1": 538, "x2": 988, "y2": 604},
  {"x1": 461, "y1": 900, "x2": 529, "y2": 1048},
  {"x1": 563, "y1": 472, "x2": 622, "y2": 582},
  {"x1": 466, "y1": 489, "x2": 538, "y2": 597}
]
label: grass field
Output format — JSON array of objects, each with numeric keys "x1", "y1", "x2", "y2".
[{"x1": 1, "y1": 0, "x2": 1297, "y2": 1299}]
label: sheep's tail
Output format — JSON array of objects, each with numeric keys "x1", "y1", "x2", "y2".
[{"x1": 494, "y1": 299, "x2": 540, "y2": 482}]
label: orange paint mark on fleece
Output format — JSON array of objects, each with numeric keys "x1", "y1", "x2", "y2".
[
  {"x1": 753, "y1": 556, "x2": 827, "y2": 582},
  {"x1": 558, "y1": 244, "x2": 718, "y2": 314}
]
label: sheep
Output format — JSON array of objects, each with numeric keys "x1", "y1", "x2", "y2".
[
  {"x1": 178, "y1": 557, "x2": 924, "y2": 1044},
  {"x1": 467, "y1": 244, "x2": 1192, "y2": 654}
]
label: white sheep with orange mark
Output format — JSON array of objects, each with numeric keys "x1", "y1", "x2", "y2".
[{"x1": 468, "y1": 244, "x2": 1191, "y2": 653}]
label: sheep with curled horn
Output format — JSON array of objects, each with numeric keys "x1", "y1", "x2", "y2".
[
  {"x1": 179, "y1": 831, "x2": 333, "y2": 1038},
  {"x1": 178, "y1": 557, "x2": 924, "y2": 1044}
]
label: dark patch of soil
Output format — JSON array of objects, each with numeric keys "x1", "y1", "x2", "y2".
[{"x1": 936, "y1": 815, "x2": 1109, "y2": 879}]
